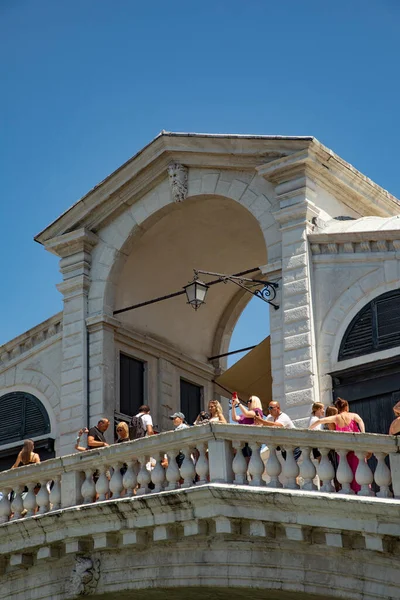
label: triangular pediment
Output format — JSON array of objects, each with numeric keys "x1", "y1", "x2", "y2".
[
  {"x1": 34, "y1": 132, "x2": 315, "y2": 244},
  {"x1": 35, "y1": 131, "x2": 400, "y2": 246}
]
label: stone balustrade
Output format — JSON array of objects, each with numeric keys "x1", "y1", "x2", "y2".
[{"x1": 0, "y1": 424, "x2": 399, "y2": 523}]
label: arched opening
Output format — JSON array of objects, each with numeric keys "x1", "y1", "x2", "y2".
[
  {"x1": 333, "y1": 289, "x2": 400, "y2": 434},
  {"x1": 0, "y1": 392, "x2": 54, "y2": 471},
  {"x1": 111, "y1": 194, "x2": 271, "y2": 427},
  {"x1": 114, "y1": 195, "x2": 268, "y2": 362}
]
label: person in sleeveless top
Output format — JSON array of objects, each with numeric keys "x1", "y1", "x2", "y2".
[
  {"x1": 11, "y1": 439, "x2": 40, "y2": 468},
  {"x1": 309, "y1": 398, "x2": 365, "y2": 493},
  {"x1": 389, "y1": 401, "x2": 400, "y2": 435}
]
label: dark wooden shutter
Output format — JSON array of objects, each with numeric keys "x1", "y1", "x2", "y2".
[
  {"x1": 119, "y1": 353, "x2": 144, "y2": 416},
  {"x1": 339, "y1": 289, "x2": 400, "y2": 361},
  {"x1": 0, "y1": 392, "x2": 50, "y2": 445},
  {"x1": 180, "y1": 379, "x2": 202, "y2": 425}
]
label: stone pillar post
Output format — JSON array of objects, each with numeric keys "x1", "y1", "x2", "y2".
[
  {"x1": 274, "y1": 193, "x2": 320, "y2": 418},
  {"x1": 259, "y1": 159, "x2": 321, "y2": 420},
  {"x1": 45, "y1": 229, "x2": 98, "y2": 456},
  {"x1": 86, "y1": 314, "x2": 119, "y2": 435}
]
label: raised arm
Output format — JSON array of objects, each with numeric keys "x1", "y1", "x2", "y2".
[
  {"x1": 353, "y1": 413, "x2": 365, "y2": 433},
  {"x1": 308, "y1": 415, "x2": 337, "y2": 429},
  {"x1": 254, "y1": 414, "x2": 283, "y2": 427},
  {"x1": 231, "y1": 402, "x2": 241, "y2": 422},
  {"x1": 11, "y1": 451, "x2": 22, "y2": 469}
]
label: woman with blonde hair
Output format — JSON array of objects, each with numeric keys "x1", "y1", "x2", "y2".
[
  {"x1": 231, "y1": 394, "x2": 263, "y2": 424},
  {"x1": 194, "y1": 399, "x2": 227, "y2": 425},
  {"x1": 389, "y1": 401, "x2": 400, "y2": 435},
  {"x1": 116, "y1": 421, "x2": 130, "y2": 442}
]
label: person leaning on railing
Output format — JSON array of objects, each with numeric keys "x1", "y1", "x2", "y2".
[
  {"x1": 389, "y1": 401, "x2": 400, "y2": 435},
  {"x1": 194, "y1": 400, "x2": 227, "y2": 425},
  {"x1": 309, "y1": 397, "x2": 366, "y2": 493},
  {"x1": 253, "y1": 401, "x2": 301, "y2": 462}
]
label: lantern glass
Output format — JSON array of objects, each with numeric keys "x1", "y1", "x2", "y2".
[{"x1": 184, "y1": 279, "x2": 209, "y2": 309}]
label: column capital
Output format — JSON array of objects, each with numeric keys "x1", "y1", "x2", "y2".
[{"x1": 44, "y1": 228, "x2": 98, "y2": 258}]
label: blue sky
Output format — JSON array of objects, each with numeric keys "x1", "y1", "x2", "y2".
[{"x1": 1, "y1": 0, "x2": 399, "y2": 354}]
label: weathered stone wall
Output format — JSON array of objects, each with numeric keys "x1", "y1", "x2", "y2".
[{"x1": 0, "y1": 485, "x2": 399, "y2": 600}]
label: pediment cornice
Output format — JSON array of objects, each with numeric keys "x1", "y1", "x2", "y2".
[
  {"x1": 34, "y1": 133, "x2": 314, "y2": 245},
  {"x1": 257, "y1": 141, "x2": 400, "y2": 218},
  {"x1": 34, "y1": 132, "x2": 400, "y2": 246}
]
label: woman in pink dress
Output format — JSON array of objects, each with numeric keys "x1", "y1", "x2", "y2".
[{"x1": 309, "y1": 398, "x2": 365, "y2": 493}]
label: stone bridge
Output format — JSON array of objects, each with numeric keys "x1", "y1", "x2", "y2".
[{"x1": 0, "y1": 424, "x2": 399, "y2": 600}]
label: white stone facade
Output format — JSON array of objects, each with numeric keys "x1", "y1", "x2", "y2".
[{"x1": 1, "y1": 132, "x2": 400, "y2": 454}]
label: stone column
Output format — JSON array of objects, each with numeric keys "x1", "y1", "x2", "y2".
[
  {"x1": 86, "y1": 314, "x2": 119, "y2": 434},
  {"x1": 45, "y1": 229, "x2": 98, "y2": 456},
  {"x1": 274, "y1": 183, "x2": 320, "y2": 419},
  {"x1": 258, "y1": 156, "x2": 322, "y2": 420}
]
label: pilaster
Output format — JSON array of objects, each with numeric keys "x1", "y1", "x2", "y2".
[
  {"x1": 45, "y1": 229, "x2": 98, "y2": 455},
  {"x1": 259, "y1": 164, "x2": 321, "y2": 417},
  {"x1": 86, "y1": 314, "x2": 119, "y2": 432}
]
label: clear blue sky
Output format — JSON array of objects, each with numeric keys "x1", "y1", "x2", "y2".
[{"x1": 1, "y1": 0, "x2": 399, "y2": 352}]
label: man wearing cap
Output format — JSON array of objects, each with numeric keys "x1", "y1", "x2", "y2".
[
  {"x1": 170, "y1": 412, "x2": 189, "y2": 431},
  {"x1": 169, "y1": 412, "x2": 189, "y2": 470}
]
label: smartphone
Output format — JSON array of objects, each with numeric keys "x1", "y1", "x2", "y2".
[{"x1": 232, "y1": 392, "x2": 238, "y2": 400}]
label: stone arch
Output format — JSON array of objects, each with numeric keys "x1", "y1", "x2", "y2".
[
  {"x1": 318, "y1": 270, "x2": 400, "y2": 402},
  {"x1": 89, "y1": 168, "x2": 280, "y2": 358}
]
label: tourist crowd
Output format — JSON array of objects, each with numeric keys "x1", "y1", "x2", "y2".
[{"x1": 9, "y1": 394, "x2": 400, "y2": 501}]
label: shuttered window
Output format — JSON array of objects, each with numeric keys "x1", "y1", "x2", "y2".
[
  {"x1": 339, "y1": 290, "x2": 400, "y2": 361},
  {"x1": 180, "y1": 379, "x2": 202, "y2": 425},
  {"x1": 0, "y1": 392, "x2": 50, "y2": 445},
  {"x1": 119, "y1": 353, "x2": 145, "y2": 416}
]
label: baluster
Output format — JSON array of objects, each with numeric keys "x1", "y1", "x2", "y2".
[
  {"x1": 281, "y1": 446, "x2": 299, "y2": 489},
  {"x1": 336, "y1": 450, "x2": 354, "y2": 495},
  {"x1": 180, "y1": 446, "x2": 196, "y2": 488},
  {"x1": 375, "y1": 453, "x2": 392, "y2": 498},
  {"x1": 36, "y1": 480, "x2": 50, "y2": 514},
  {"x1": 232, "y1": 441, "x2": 248, "y2": 485},
  {"x1": 299, "y1": 448, "x2": 317, "y2": 491},
  {"x1": 265, "y1": 446, "x2": 282, "y2": 488},
  {"x1": 317, "y1": 448, "x2": 335, "y2": 493},
  {"x1": 355, "y1": 452, "x2": 375, "y2": 497},
  {"x1": 0, "y1": 489, "x2": 11, "y2": 523},
  {"x1": 50, "y1": 476, "x2": 61, "y2": 511},
  {"x1": 24, "y1": 482, "x2": 38, "y2": 516},
  {"x1": 110, "y1": 463, "x2": 124, "y2": 499},
  {"x1": 11, "y1": 486, "x2": 24, "y2": 520},
  {"x1": 195, "y1": 442, "x2": 209, "y2": 485},
  {"x1": 248, "y1": 442, "x2": 265, "y2": 487},
  {"x1": 151, "y1": 453, "x2": 166, "y2": 493},
  {"x1": 82, "y1": 469, "x2": 96, "y2": 504},
  {"x1": 136, "y1": 456, "x2": 151, "y2": 495},
  {"x1": 95, "y1": 466, "x2": 109, "y2": 501},
  {"x1": 122, "y1": 459, "x2": 138, "y2": 496},
  {"x1": 166, "y1": 450, "x2": 180, "y2": 490}
]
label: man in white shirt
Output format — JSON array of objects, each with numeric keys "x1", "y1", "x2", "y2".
[
  {"x1": 255, "y1": 401, "x2": 296, "y2": 428},
  {"x1": 136, "y1": 405, "x2": 154, "y2": 435},
  {"x1": 255, "y1": 401, "x2": 300, "y2": 461}
]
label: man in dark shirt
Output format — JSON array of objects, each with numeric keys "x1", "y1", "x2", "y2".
[{"x1": 87, "y1": 418, "x2": 110, "y2": 449}]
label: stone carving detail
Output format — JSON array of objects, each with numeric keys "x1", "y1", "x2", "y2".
[
  {"x1": 168, "y1": 162, "x2": 188, "y2": 202},
  {"x1": 68, "y1": 555, "x2": 100, "y2": 597}
]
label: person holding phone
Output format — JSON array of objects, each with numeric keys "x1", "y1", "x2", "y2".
[{"x1": 231, "y1": 393, "x2": 264, "y2": 424}]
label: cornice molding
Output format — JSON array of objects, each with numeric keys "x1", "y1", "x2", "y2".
[
  {"x1": 0, "y1": 313, "x2": 63, "y2": 371},
  {"x1": 34, "y1": 134, "x2": 316, "y2": 244},
  {"x1": 44, "y1": 228, "x2": 98, "y2": 258},
  {"x1": 257, "y1": 143, "x2": 400, "y2": 218}
]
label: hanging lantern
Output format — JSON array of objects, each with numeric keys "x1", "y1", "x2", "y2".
[{"x1": 183, "y1": 277, "x2": 209, "y2": 310}]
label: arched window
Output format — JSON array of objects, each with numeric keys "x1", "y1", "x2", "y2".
[
  {"x1": 0, "y1": 391, "x2": 50, "y2": 445},
  {"x1": 339, "y1": 289, "x2": 400, "y2": 361}
]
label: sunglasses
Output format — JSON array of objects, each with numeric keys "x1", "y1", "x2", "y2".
[
  {"x1": 116, "y1": 428, "x2": 124, "y2": 432},
  {"x1": 268, "y1": 406, "x2": 278, "y2": 410}
]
